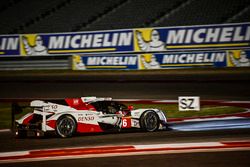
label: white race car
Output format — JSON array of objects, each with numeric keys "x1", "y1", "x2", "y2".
[{"x1": 15, "y1": 97, "x2": 167, "y2": 138}]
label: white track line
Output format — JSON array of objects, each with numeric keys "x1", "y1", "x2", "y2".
[
  {"x1": 0, "y1": 129, "x2": 10, "y2": 133},
  {"x1": 134, "y1": 142, "x2": 223, "y2": 149},
  {"x1": 1, "y1": 147, "x2": 250, "y2": 164},
  {"x1": 0, "y1": 151, "x2": 29, "y2": 158}
]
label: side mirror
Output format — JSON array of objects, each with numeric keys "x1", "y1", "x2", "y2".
[{"x1": 128, "y1": 105, "x2": 134, "y2": 111}]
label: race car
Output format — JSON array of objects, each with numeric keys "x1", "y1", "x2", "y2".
[{"x1": 15, "y1": 97, "x2": 167, "y2": 138}]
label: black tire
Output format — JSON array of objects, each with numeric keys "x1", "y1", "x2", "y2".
[
  {"x1": 56, "y1": 115, "x2": 76, "y2": 138},
  {"x1": 140, "y1": 110, "x2": 160, "y2": 132}
]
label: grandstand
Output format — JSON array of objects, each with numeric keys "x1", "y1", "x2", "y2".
[{"x1": 0, "y1": 0, "x2": 249, "y2": 34}]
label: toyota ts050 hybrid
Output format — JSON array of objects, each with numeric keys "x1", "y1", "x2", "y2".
[{"x1": 15, "y1": 97, "x2": 167, "y2": 138}]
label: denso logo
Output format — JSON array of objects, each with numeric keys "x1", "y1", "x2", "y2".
[{"x1": 78, "y1": 116, "x2": 95, "y2": 122}]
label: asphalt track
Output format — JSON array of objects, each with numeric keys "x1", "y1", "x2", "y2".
[
  {"x1": 1, "y1": 128, "x2": 250, "y2": 153},
  {"x1": 0, "y1": 129, "x2": 250, "y2": 167},
  {"x1": 0, "y1": 69, "x2": 250, "y2": 166},
  {"x1": 0, "y1": 69, "x2": 250, "y2": 100},
  {"x1": 3, "y1": 151, "x2": 250, "y2": 167},
  {"x1": 1, "y1": 81, "x2": 250, "y2": 100}
]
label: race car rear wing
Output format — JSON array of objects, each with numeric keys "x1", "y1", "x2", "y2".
[
  {"x1": 30, "y1": 100, "x2": 48, "y2": 107},
  {"x1": 11, "y1": 103, "x2": 30, "y2": 129},
  {"x1": 13, "y1": 101, "x2": 52, "y2": 132}
]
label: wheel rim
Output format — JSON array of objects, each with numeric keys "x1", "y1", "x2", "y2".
[
  {"x1": 57, "y1": 117, "x2": 75, "y2": 137},
  {"x1": 144, "y1": 111, "x2": 158, "y2": 131}
]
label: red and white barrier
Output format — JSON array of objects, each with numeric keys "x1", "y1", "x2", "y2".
[{"x1": 1, "y1": 141, "x2": 250, "y2": 163}]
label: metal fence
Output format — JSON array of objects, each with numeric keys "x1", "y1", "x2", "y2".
[{"x1": 0, "y1": 56, "x2": 71, "y2": 70}]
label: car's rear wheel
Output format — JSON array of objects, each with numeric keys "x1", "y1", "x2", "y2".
[
  {"x1": 140, "y1": 110, "x2": 160, "y2": 132},
  {"x1": 56, "y1": 115, "x2": 76, "y2": 138}
]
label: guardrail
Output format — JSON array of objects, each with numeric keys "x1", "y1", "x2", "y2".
[{"x1": 0, "y1": 56, "x2": 71, "y2": 70}]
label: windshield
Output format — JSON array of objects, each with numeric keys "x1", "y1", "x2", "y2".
[{"x1": 90, "y1": 101, "x2": 128, "y2": 114}]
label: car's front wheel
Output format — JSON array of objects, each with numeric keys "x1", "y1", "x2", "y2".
[
  {"x1": 56, "y1": 115, "x2": 76, "y2": 138},
  {"x1": 140, "y1": 110, "x2": 160, "y2": 132}
]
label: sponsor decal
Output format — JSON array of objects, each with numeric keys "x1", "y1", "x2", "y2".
[
  {"x1": 44, "y1": 104, "x2": 58, "y2": 112},
  {"x1": 161, "y1": 53, "x2": 225, "y2": 64},
  {"x1": 20, "y1": 34, "x2": 48, "y2": 56},
  {"x1": 227, "y1": 50, "x2": 250, "y2": 67},
  {"x1": 73, "y1": 99, "x2": 79, "y2": 105},
  {"x1": 1, "y1": 22, "x2": 249, "y2": 56},
  {"x1": 139, "y1": 50, "x2": 250, "y2": 69},
  {"x1": 0, "y1": 35, "x2": 19, "y2": 56},
  {"x1": 134, "y1": 23, "x2": 250, "y2": 52},
  {"x1": 139, "y1": 54, "x2": 161, "y2": 69},
  {"x1": 20, "y1": 30, "x2": 133, "y2": 56},
  {"x1": 73, "y1": 54, "x2": 138, "y2": 70},
  {"x1": 132, "y1": 119, "x2": 139, "y2": 127},
  {"x1": 134, "y1": 28, "x2": 166, "y2": 52},
  {"x1": 138, "y1": 52, "x2": 227, "y2": 69},
  {"x1": 73, "y1": 50, "x2": 250, "y2": 70},
  {"x1": 122, "y1": 117, "x2": 131, "y2": 128},
  {"x1": 78, "y1": 116, "x2": 95, "y2": 122}
]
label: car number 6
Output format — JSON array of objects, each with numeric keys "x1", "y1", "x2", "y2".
[{"x1": 122, "y1": 119, "x2": 127, "y2": 127}]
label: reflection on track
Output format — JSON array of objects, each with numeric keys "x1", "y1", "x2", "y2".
[
  {"x1": 169, "y1": 118, "x2": 250, "y2": 131},
  {"x1": 4, "y1": 151, "x2": 250, "y2": 167},
  {"x1": 1, "y1": 128, "x2": 250, "y2": 153}
]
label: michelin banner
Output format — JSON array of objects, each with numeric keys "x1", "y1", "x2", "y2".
[
  {"x1": 0, "y1": 35, "x2": 19, "y2": 56},
  {"x1": 19, "y1": 30, "x2": 133, "y2": 56},
  {"x1": 134, "y1": 23, "x2": 250, "y2": 52},
  {"x1": 72, "y1": 54, "x2": 138, "y2": 70},
  {"x1": 0, "y1": 22, "x2": 250, "y2": 56},
  {"x1": 73, "y1": 50, "x2": 250, "y2": 70}
]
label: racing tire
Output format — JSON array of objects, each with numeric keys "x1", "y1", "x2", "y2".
[
  {"x1": 56, "y1": 115, "x2": 76, "y2": 138},
  {"x1": 140, "y1": 110, "x2": 160, "y2": 132}
]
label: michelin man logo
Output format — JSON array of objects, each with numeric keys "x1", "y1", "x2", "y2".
[
  {"x1": 141, "y1": 54, "x2": 161, "y2": 69},
  {"x1": 22, "y1": 35, "x2": 48, "y2": 56},
  {"x1": 136, "y1": 30, "x2": 166, "y2": 52},
  {"x1": 229, "y1": 50, "x2": 250, "y2": 67},
  {"x1": 73, "y1": 55, "x2": 86, "y2": 70}
]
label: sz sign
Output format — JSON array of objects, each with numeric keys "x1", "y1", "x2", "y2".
[{"x1": 178, "y1": 96, "x2": 200, "y2": 111}]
